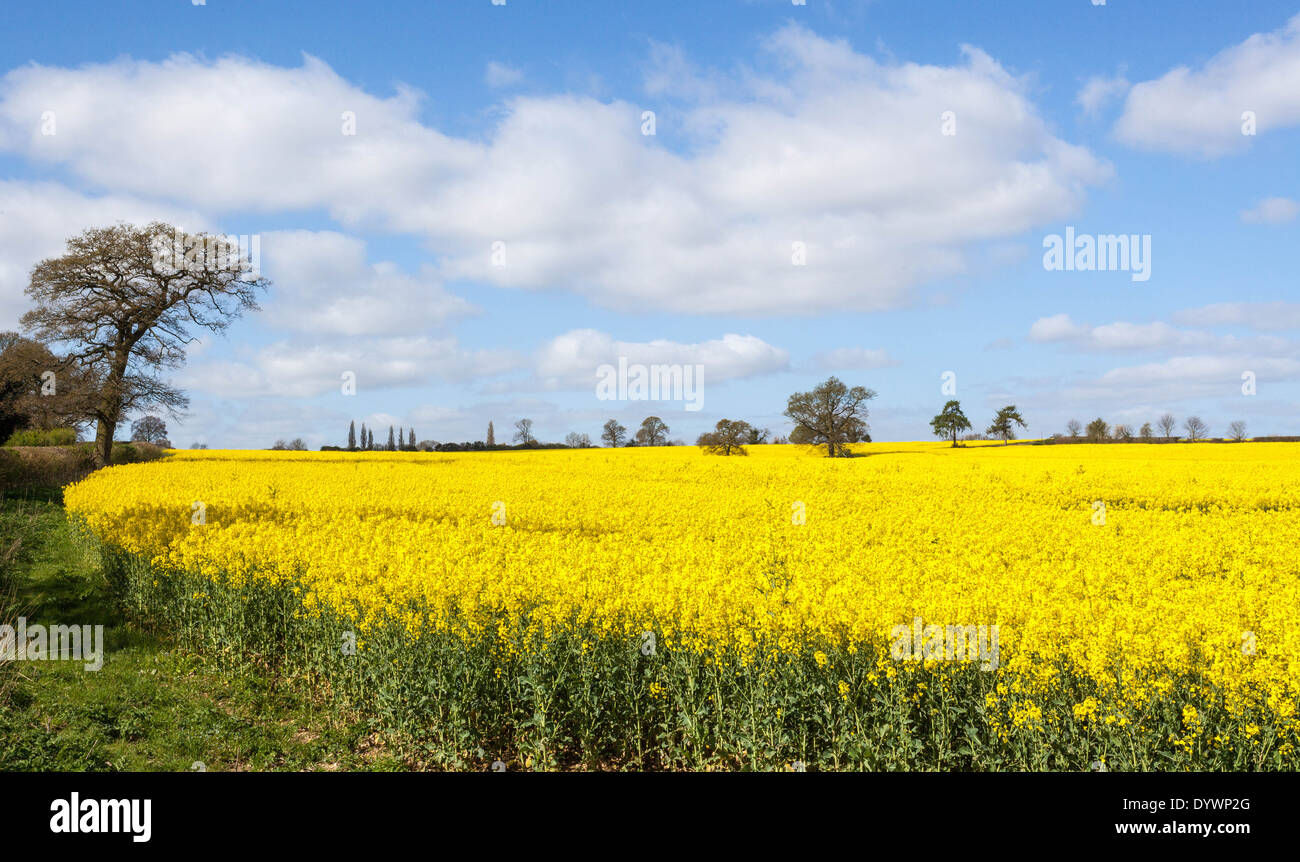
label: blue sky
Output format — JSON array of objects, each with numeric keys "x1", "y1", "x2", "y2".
[{"x1": 1, "y1": 0, "x2": 1297, "y2": 446}]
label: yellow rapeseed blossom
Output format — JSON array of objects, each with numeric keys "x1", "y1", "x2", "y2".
[{"x1": 63, "y1": 441, "x2": 1300, "y2": 738}]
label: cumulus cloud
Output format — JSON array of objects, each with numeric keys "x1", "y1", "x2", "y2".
[
  {"x1": 811, "y1": 346, "x2": 899, "y2": 370},
  {"x1": 1000, "y1": 354, "x2": 1300, "y2": 432},
  {"x1": 1029, "y1": 313, "x2": 1294, "y2": 354},
  {"x1": 0, "y1": 181, "x2": 207, "y2": 327},
  {"x1": 259, "y1": 230, "x2": 475, "y2": 335},
  {"x1": 167, "y1": 399, "x2": 348, "y2": 450},
  {"x1": 1029, "y1": 313, "x2": 1090, "y2": 342},
  {"x1": 485, "y1": 61, "x2": 524, "y2": 88},
  {"x1": 1172, "y1": 301, "x2": 1300, "y2": 331},
  {"x1": 1113, "y1": 13, "x2": 1300, "y2": 156},
  {"x1": 1081, "y1": 356, "x2": 1300, "y2": 404},
  {"x1": 179, "y1": 337, "x2": 523, "y2": 399},
  {"x1": 1076, "y1": 73, "x2": 1130, "y2": 116},
  {"x1": 0, "y1": 54, "x2": 480, "y2": 214},
  {"x1": 534, "y1": 329, "x2": 789, "y2": 390},
  {"x1": 0, "y1": 28, "x2": 1108, "y2": 315},
  {"x1": 1239, "y1": 197, "x2": 1299, "y2": 224}
]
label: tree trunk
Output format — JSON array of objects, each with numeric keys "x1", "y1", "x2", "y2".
[
  {"x1": 95, "y1": 418, "x2": 115, "y2": 466},
  {"x1": 94, "y1": 349, "x2": 130, "y2": 467}
]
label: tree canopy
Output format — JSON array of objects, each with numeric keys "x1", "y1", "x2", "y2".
[
  {"x1": 697, "y1": 419, "x2": 752, "y2": 456},
  {"x1": 21, "y1": 222, "x2": 266, "y2": 463},
  {"x1": 930, "y1": 400, "x2": 971, "y2": 447},
  {"x1": 784, "y1": 376, "x2": 876, "y2": 457},
  {"x1": 986, "y1": 405, "x2": 1027, "y2": 444}
]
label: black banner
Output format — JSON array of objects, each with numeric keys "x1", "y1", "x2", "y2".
[{"x1": 3, "y1": 771, "x2": 1287, "y2": 849}]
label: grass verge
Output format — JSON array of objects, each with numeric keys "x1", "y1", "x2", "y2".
[{"x1": 0, "y1": 494, "x2": 403, "y2": 771}]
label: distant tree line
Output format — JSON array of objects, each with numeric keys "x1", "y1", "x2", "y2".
[
  {"x1": 288, "y1": 384, "x2": 1267, "y2": 458},
  {"x1": 321, "y1": 415, "x2": 695, "y2": 454},
  {"x1": 1056, "y1": 413, "x2": 1249, "y2": 443}
]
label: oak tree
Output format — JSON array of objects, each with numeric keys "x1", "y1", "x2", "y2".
[
  {"x1": 784, "y1": 376, "x2": 876, "y2": 458},
  {"x1": 697, "y1": 418, "x2": 753, "y2": 456},
  {"x1": 21, "y1": 222, "x2": 265, "y2": 464}
]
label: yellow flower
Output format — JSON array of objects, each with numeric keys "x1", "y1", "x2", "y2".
[{"x1": 60, "y1": 441, "x2": 1300, "y2": 754}]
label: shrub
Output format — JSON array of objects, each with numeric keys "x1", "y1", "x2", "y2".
[
  {"x1": 102, "y1": 442, "x2": 164, "y2": 465},
  {"x1": 3, "y1": 427, "x2": 77, "y2": 447}
]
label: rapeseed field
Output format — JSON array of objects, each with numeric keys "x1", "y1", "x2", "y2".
[{"x1": 63, "y1": 443, "x2": 1300, "y2": 770}]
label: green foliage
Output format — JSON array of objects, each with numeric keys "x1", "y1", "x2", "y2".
[
  {"x1": 81, "y1": 544, "x2": 1294, "y2": 772},
  {"x1": 4, "y1": 427, "x2": 77, "y2": 447},
  {"x1": 784, "y1": 377, "x2": 875, "y2": 457},
  {"x1": 697, "y1": 418, "x2": 752, "y2": 456},
  {"x1": 930, "y1": 400, "x2": 972, "y2": 447},
  {"x1": 986, "y1": 405, "x2": 1027, "y2": 444},
  {"x1": 7, "y1": 497, "x2": 1291, "y2": 772},
  {"x1": 0, "y1": 498, "x2": 393, "y2": 771}
]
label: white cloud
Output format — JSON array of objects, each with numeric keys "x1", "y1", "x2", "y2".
[
  {"x1": 165, "y1": 399, "x2": 349, "y2": 451},
  {"x1": 1076, "y1": 73, "x2": 1130, "y2": 116},
  {"x1": 1091, "y1": 355, "x2": 1300, "y2": 396},
  {"x1": 1240, "y1": 197, "x2": 1299, "y2": 224},
  {"x1": 179, "y1": 337, "x2": 522, "y2": 399},
  {"x1": 1173, "y1": 301, "x2": 1300, "y2": 331},
  {"x1": 1087, "y1": 321, "x2": 1208, "y2": 351},
  {"x1": 260, "y1": 230, "x2": 475, "y2": 335},
  {"x1": 1113, "y1": 13, "x2": 1300, "y2": 156},
  {"x1": 534, "y1": 329, "x2": 789, "y2": 390},
  {"x1": 1029, "y1": 313, "x2": 1294, "y2": 354},
  {"x1": 0, "y1": 181, "x2": 207, "y2": 328},
  {"x1": 0, "y1": 54, "x2": 479, "y2": 214},
  {"x1": 642, "y1": 41, "x2": 723, "y2": 102},
  {"x1": 1029, "y1": 313, "x2": 1090, "y2": 342},
  {"x1": 811, "y1": 346, "x2": 899, "y2": 370},
  {"x1": 485, "y1": 61, "x2": 524, "y2": 88},
  {"x1": 1005, "y1": 355, "x2": 1300, "y2": 429},
  {"x1": 0, "y1": 30, "x2": 1109, "y2": 315}
]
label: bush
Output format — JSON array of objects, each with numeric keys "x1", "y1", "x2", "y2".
[
  {"x1": 4, "y1": 427, "x2": 77, "y2": 447},
  {"x1": 109, "y1": 442, "x2": 165, "y2": 464},
  {"x1": 0, "y1": 441, "x2": 164, "y2": 498},
  {"x1": 0, "y1": 446, "x2": 96, "y2": 495}
]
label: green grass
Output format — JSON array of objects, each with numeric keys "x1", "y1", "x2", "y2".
[{"x1": 0, "y1": 494, "x2": 404, "y2": 771}]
